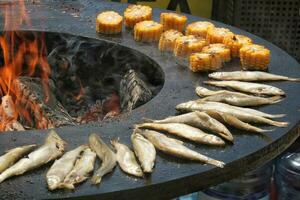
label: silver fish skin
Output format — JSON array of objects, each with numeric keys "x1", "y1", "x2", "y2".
[
  {"x1": 46, "y1": 145, "x2": 87, "y2": 190},
  {"x1": 136, "y1": 122, "x2": 226, "y2": 146},
  {"x1": 209, "y1": 71, "x2": 300, "y2": 82},
  {"x1": 131, "y1": 130, "x2": 156, "y2": 173},
  {"x1": 176, "y1": 101, "x2": 288, "y2": 127},
  {"x1": 62, "y1": 148, "x2": 97, "y2": 189},
  {"x1": 89, "y1": 133, "x2": 117, "y2": 184},
  {"x1": 204, "y1": 81, "x2": 285, "y2": 96},
  {"x1": 196, "y1": 86, "x2": 282, "y2": 107},
  {"x1": 0, "y1": 130, "x2": 66, "y2": 183},
  {"x1": 0, "y1": 144, "x2": 36, "y2": 173},
  {"x1": 111, "y1": 139, "x2": 143, "y2": 177},
  {"x1": 140, "y1": 129, "x2": 225, "y2": 168},
  {"x1": 144, "y1": 111, "x2": 233, "y2": 142},
  {"x1": 204, "y1": 110, "x2": 273, "y2": 133},
  {"x1": 178, "y1": 101, "x2": 284, "y2": 119}
]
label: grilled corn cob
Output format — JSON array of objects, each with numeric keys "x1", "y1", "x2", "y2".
[
  {"x1": 96, "y1": 11, "x2": 123, "y2": 34},
  {"x1": 202, "y1": 43, "x2": 231, "y2": 62},
  {"x1": 158, "y1": 29, "x2": 183, "y2": 52},
  {"x1": 189, "y1": 52, "x2": 223, "y2": 72},
  {"x1": 134, "y1": 20, "x2": 163, "y2": 42},
  {"x1": 206, "y1": 27, "x2": 234, "y2": 44},
  {"x1": 160, "y1": 12, "x2": 187, "y2": 32},
  {"x1": 186, "y1": 21, "x2": 215, "y2": 38},
  {"x1": 124, "y1": 5, "x2": 152, "y2": 28},
  {"x1": 240, "y1": 44, "x2": 270, "y2": 71},
  {"x1": 174, "y1": 35, "x2": 207, "y2": 58},
  {"x1": 223, "y1": 34, "x2": 253, "y2": 57}
]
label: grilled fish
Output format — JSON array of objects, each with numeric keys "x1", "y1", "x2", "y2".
[
  {"x1": 196, "y1": 86, "x2": 282, "y2": 107},
  {"x1": 204, "y1": 81, "x2": 285, "y2": 96},
  {"x1": 111, "y1": 139, "x2": 143, "y2": 177},
  {"x1": 46, "y1": 145, "x2": 87, "y2": 190},
  {"x1": 140, "y1": 129, "x2": 225, "y2": 168},
  {"x1": 176, "y1": 101, "x2": 288, "y2": 127},
  {"x1": 131, "y1": 130, "x2": 156, "y2": 173},
  {"x1": 136, "y1": 123, "x2": 226, "y2": 146},
  {"x1": 0, "y1": 145, "x2": 36, "y2": 173},
  {"x1": 143, "y1": 111, "x2": 233, "y2": 142},
  {"x1": 0, "y1": 130, "x2": 66, "y2": 183},
  {"x1": 89, "y1": 133, "x2": 117, "y2": 184},
  {"x1": 204, "y1": 110, "x2": 273, "y2": 133},
  {"x1": 209, "y1": 71, "x2": 300, "y2": 82},
  {"x1": 62, "y1": 148, "x2": 97, "y2": 189}
]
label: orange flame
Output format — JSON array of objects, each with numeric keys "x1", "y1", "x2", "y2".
[{"x1": 0, "y1": 1, "x2": 51, "y2": 130}]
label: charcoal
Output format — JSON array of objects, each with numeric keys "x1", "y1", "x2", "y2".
[
  {"x1": 119, "y1": 70, "x2": 152, "y2": 112},
  {"x1": 15, "y1": 77, "x2": 75, "y2": 129}
]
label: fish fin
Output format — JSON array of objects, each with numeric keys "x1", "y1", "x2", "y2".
[
  {"x1": 260, "y1": 128, "x2": 276, "y2": 132},
  {"x1": 142, "y1": 118, "x2": 154, "y2": 123},
  {"x1": 59, "y1": 182, "x2": 75, "y2": 190},
  {"x1": 91, "y1": 176, "x2": 102, "y2": 185},
  {"x1": 110, "y1": 138, "x2": 120, "y2": 147}
]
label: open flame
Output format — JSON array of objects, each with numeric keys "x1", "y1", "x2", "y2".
[{"x1": 0, "y1": 1, "x2": 51, "y2": 131}]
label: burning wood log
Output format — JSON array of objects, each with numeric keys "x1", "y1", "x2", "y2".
[
  {"x1": 120, "y1": 69, "x2": 152, "y2": 112},
  {"x1": 15, "y1": 77, "x2": 76, "y2": 129}
]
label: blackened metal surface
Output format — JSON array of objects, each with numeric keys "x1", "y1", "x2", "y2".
[{"x1": 0, "y1": 1, "x2": 300, "y2": 199}]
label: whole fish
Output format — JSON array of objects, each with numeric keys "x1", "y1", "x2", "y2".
[
  {"x1": 0, "y1": 130, "x2": 66, "y2": 183},
  {"x1": 89, "y1": 133, "x2": 117, "y2": 184},
  {"x1": 209, "y1": 71, "x2": 300, "y2": 82},
  {"x1": 0, "y1": 144, "x2": 36, "y2": 173},
  {"x1": 178, "y1": 101, "x2": 284, "y2": 119},
  {"x1": 46, "y1": 145, "x2": 87, "y2": 190},
  {"x1": 131, "y1": 130, "x2": 156, "y2": 173},
  {"x1": 143, "y1": 111, "x2": 233, "y2": 142},
  {"x1": 195, "y1": 86, "x2": 282, "y2": 107},
  {"x1": 204, "y1": 110, "x2": 273, "y2": 133},
  {"x1": 176, "y1": 101, "x2": 288, "y2": 127},
  {"x1": 140, "y1": 129, "x2": 225, "y2": 168},
  {"x1": 62, "y1": 148, "x2": 97, "y2": 189},
  {"x1": 136, "y1": 123, "x2": 226, "y2": 146},
  {"x1": 111, "y1": 139, "x2": 143, "y2": 177},
  {"x1": 204, "y1": 81, "x2": 285, "y2": 96}
]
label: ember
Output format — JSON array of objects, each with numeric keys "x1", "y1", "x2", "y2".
[{"x1": 0, "y1": 1, "x2": 163, "y2": 132}]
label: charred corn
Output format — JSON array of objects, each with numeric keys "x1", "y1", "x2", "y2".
[
  {"x1": 134, "y1": 20, "x2": 163, "y2": 42},
  {"x1": 206, "y1": 27, "x2": 234, "y2": 44},
  {"x1": 158, "y1": 29, "x2": 183, "y2": 52},
  {"x1": 189, "y1": 53, "x2": 222, "y2": 72},
  {"x1": 96, "y1": 11, "x2": 123, "y2": 34},
  {"x1": 202, "y1": 43, "x2": 231, "y2": 62},
  {"x1": 240, "y1": 44, "x2": 270, "y2": 71},
  {"x1": 174, "y1": 35, "x2": 207, "y2": 58},
  {"x1": 186, "y1": 21, "x2": 215, "y2": 38},
  {"x1": 223, "y1": 34, "x2": 252, "y2": 57},
  {"x1": 160, "y1": 12, "x2": 187, "y2": 32},
  {"x1": 124, "y1": 5, "x2": 152, "y2": 28}
]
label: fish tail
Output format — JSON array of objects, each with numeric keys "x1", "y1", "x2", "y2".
[
  {"x1": 268, "y1": 120, "x2": 289, "y2": 127},
  {"x1": 267, "y1": 114, "x2": 286, "y2": 118},
  {"x1": 207, "y1": 159, "x2": 225, "y2": 168},
  {"x1": 268, "y1": 96, "x2": 283, "y2": 104},
  {"x1": 142, "y1": 118, "x2": 154, "y2": 123},
  {"x1": 287, "y1": 78, "x2": 300, "y2": 82}
]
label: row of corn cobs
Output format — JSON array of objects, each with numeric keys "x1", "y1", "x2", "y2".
[{"x1": 95, "y1": 5, "x2": 270, "y2": 72}]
